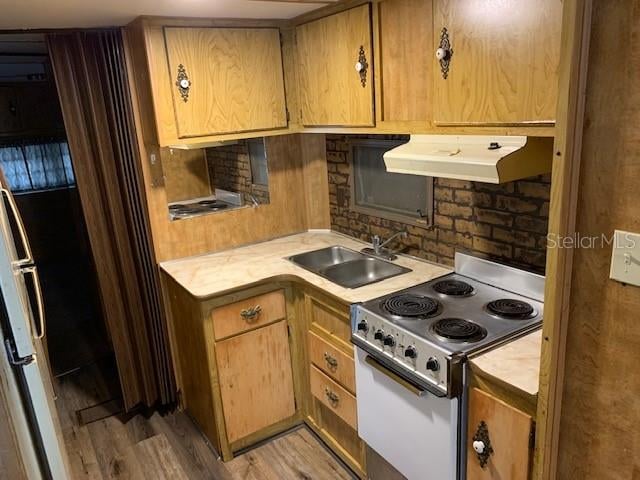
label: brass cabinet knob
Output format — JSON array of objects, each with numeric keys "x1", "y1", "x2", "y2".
[
  {"x1": 324, "y1": 387, "x2": 340, "y2": 406},
  {"x1": 240, "y1": 305, "x2": 262, "y2": 322},
  {"x1": 323, "y1": 352, "x2": 338, "y2": 369}
]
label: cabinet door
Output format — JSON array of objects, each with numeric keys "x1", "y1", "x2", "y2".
[
  {"x1": 164, "y1": 27, "x2": 287, "y2": 138},
  {"x1": 0, "y1": 87, "x2": 23, "y2": 136},
  {"x1": 466, "y1": 388, "x2": 533, "y2": 480},
  {"x1": 433, "y1": 0, "x2": 562, "y2": 126},
  {"x1": 215, "y1": 320, "x2": 295, "y2": 444},
  {"x1": 0, "y1": 85, "x2": 63, "y2": 137},
  {"x1": 377, "y1": 0, "x2": 433, "y2": 123},
  {"x1": 296, "y1": 5, "x2": 374, "y2": 127}
]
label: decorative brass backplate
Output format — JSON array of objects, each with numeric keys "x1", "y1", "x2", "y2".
[
  {"x1": 472, "y1": 420, "x2": 494, "y2": 468},
  {"x1": 356, "y1": 46, "x2": 369, "y2": 87},
  {"x1": 437, "y1": 28, "x2": 453, "y2": 79},
  {"x1": 324, "y1": 387, "x2": 340, "y2": 406},
  {"x1": 175, "y1": 64, "x2": 191, "y2": 102}
]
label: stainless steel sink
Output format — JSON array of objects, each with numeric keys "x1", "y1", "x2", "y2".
[
  {"x1": 287, "y1": 246, "x2": 411, "y2": 288},
  {"x1": 287, "y1": 245, "x2": 363, "y2": 271}
]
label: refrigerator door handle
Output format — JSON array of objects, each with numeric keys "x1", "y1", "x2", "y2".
[
  {"x1": 0, "y1": 187, "x2": 34, "y2": 268},
  {"x1": 21, "y1": 266, "x2": 45, "y2": 339},
  {"x1": 4, "y1": 337, "x2": 34, "y2": 366}
]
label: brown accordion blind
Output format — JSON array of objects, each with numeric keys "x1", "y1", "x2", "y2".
[{"x1": 47, "y1": 30, "x2": 175, "y2": 408}]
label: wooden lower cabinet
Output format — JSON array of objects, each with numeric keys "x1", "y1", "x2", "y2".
[
  {"x1": 164, "y1": 281, "x2": 300, "y2": 459},
  {"x1": 215, "y1": 320, "x2": 296, "y2": 443},
  {"x1": 310, "y1": 365, "x2": 357, "y2": 429},
  {"x1": 308, "y1": 330, "x2": 356, "y2": 393},
  {"x1": 466, "y1": 388, "x2": 533, "y2": 480},
  {"x1": 303, "y1": 291, "x2": 367, "y2": 478},
  {"x1": 164, "y1": 276, "x2": 366, "y2": 475},
  {"x1": 211, "y1": 289, "x2": 287, "y2": 340}
]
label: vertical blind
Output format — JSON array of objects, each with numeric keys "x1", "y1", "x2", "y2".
[{"x1": 0, "y1": 140, "x2": 75, "y2": 192}]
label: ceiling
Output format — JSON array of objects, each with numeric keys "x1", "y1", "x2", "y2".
[{"x1": 0, "y1": 0, "x2": 333, "y2": 30}]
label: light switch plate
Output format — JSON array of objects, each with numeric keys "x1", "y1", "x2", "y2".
[{"x1": 609, "y1": 230, "x2": 640, "y2": 286}]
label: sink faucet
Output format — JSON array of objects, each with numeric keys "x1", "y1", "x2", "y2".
[{"x1": 364, "y1": 230, "x2": 408, "y2": 260}]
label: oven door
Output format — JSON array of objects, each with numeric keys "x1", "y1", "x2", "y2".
[{"x1": 355, "y1": 347, "x2": 459, "y2": 480}]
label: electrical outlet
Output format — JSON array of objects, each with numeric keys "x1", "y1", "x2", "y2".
[{"x1": 609, "y1": 230, "x2": 640, "y2": 286}]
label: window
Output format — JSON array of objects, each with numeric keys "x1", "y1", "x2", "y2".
[
  {"x1": 0, "y1": 140, "x2": 75, "y2": 193},
  {"x1": 248, "y1": 138, "x2": 268, "y2": 186},
  {"x1": 350, "y1": 139, "x2": 433, "y2": 226}
]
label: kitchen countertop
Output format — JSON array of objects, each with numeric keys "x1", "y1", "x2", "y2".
[
  {"x1": 469, "y1": 329, "x2": 542, "y2": 411},
  {"x1": 160, "y1": 230, "x2": 452, "y2": 303},
  {"x1": 161, "y1": 229, "x2": 541, "y2": 407}
]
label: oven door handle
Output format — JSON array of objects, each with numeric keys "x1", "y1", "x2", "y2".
[{"x1": 364, "y1": 355, "x2": 428, "y2": 397}]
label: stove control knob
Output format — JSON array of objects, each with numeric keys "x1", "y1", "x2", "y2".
[
  {"x1": 383, "y1": 335, "x2": 396, "y2": 347},
  {"x1": 404, "y1": 346, "x2": 417, "y2": 359},
  {"x1": 426, "y1": 357, "x2": 440, "y2": 372},
  {"x1": 357, "y1": 320, "x2": 369, "y2": 333},
  {"x1": 374, "y1": 329, "x2": 384, "y2": 341}
]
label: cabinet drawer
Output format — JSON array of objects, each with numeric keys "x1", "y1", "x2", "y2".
[
  {"x1": 308, "y1": 331, "x2": 355, "y2": 393},
  {"x1": 310, "y1": 365, "x2": 357, "y2": 430},
  {"x1": 307, "y1": 294, "x2": 351, "y2": 348},
  {"x1": 211, "y1": 290, "x2": 286, "y2": 340}
]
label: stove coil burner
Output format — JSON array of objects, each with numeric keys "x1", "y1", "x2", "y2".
[
  {"x1": 198, "y1": 200, "x2": 229, "y2": 210},
  {"x1": 169, "y1": 204, "x2": 188, "y2": 211},
  {"x1": 486, "y1": 299, "x2": 535, "y2": 319},
  {"x1": 198, "y1": 200, "x2": 219, "y2": 206},
  {"x1": 433, "y1": 279, "x2": 474, "y2": 297},
  {"x1": 432, "y1": 318, "x2": 487, "y2": 342},
  {"x1": 382, "y1": 294, "x2": 441, "y2": 318}
]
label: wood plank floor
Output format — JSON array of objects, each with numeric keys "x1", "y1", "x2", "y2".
[{"x1": 55, "y1": 362, "x2": 355, "y2": 479}]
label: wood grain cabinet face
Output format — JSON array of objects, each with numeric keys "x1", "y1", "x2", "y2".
[
  {"x1": 296, "y1": 4, "x2": 375, "y2": 127},
  {"x1": 466, "y1": 388, "x2": 533, "y2": 480},
  {"x1": 215, "y1": 320, "x2": 296, "y2": 444},
  {"x1": 211, "y1": 289, "x2": 286, "y2": 341},
  {"x1": 163, "y1": 27, "x2": 288, "y2": 138},
  {"x1": 310, "y1": 365, "x2": 357, "y2": 430},
  {"x1": 308, "y1": 330, "x2": 356, "y2": 393},
  {"x1": 303, "y1": 292, "x2": 365, "y2": 476},
  {"x1": 376, "y1": 0, "x2": 433, "y2": 123},
  {"x1": 433, "y1": 0, "x2": 562, "y2": 126}
]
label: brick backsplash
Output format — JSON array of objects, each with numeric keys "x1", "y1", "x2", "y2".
[
  {"x1": 205, "y1": 141, "x2": 270, "y2": 204},
  {"x1": 326, "y1": 134, "x2": 550, "y2": 273}
]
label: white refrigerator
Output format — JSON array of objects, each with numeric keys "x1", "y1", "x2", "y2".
[{"x1": 0, "y1": 176, "x2": 69, "y2": 479}]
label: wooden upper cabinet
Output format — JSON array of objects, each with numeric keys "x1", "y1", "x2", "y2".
[
  {"x1": 376, "y1": 0, "x2": 433, "y2": 123},
  {"x1": 296, "y1": 4, "x2": 374, "y2": 127},
  {"x1": 433, "y1": 0, "x2": 562, "y2": 126},
  {"x1": 466, "y1": 388, "x2": 533, "y2": 480},
  {"x1": 163, "y1": 27, "x2": 288, "y2": 139}
]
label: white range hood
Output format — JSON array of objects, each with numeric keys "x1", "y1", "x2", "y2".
[{"x1": 383, "y1": 135, "x2": 553, "y2": 184}]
